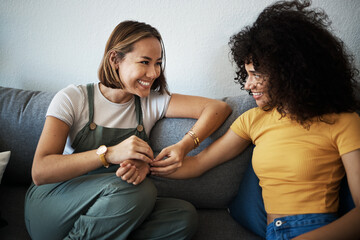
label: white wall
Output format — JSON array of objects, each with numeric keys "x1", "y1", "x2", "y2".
[{"x1": 1, "y1": 0, "x2": 359, "y2": 98}]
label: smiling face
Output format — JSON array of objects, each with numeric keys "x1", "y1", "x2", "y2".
[
  {"x1": 244, "y1": 63, "x2": 269, "y2": 108},
  {"x1": 116, "y1": 37, "x2": 162, "y2": 99}
]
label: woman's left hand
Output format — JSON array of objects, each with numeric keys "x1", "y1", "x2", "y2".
[
  {"x1": 150, "y1": 143, "x2": 186, "y2": 175},
  {"x1": 116, "y1": 160, "x2": 150, "y2": 185}
]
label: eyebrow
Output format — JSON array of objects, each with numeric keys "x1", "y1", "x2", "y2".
[
  {"x1": 141, "y1": 56, "x2": 162, "y2": 61},
  {"x1": 248, "y1": 70, "x2": 260, "y2": 74}
]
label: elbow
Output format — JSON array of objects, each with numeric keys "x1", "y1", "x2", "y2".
[
  {"x1": 32, "y1": 178, "x2": 41, "y2": 186},
  {"x1": 223, "y1": 101, "x2": 232, "y2": 117},
  {"x1": 31, "y1": 168, "x2": 43, "y2": 186},
  {"x1": 31, "y1": 160, "x2": 47, "y2": 186},
  {"x1": 32, "y1": 180, "x2": 42, "y2": 186},
  {"x1": 355, "y1": 199, "x2": 360, "y2": 208},
  {"x1": 215, "y1": 100, "x2": 232, "y2": 119}
]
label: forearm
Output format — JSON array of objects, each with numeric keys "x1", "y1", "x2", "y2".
[
  {"x1": 177, "y1": 100, "x2": 232, "y2": 155},
  {"x1": 189, "y1": 100, "x2": 232, "y2": 146},
  {"x1": 31, "y1": 116, "x2": 105, "y2": 185},
  {"x1": 159, "y1": 130, "x2": 251, "y2": 179},
  {"x1": 32, "y1": 149, "x2": 103, "y2": 185},
  {"x1": 294, "y1": 207, "x2": 360, "y2": 240},
  {"x1": 161, "y1": 155, "x2": 204, "y2": 179}
]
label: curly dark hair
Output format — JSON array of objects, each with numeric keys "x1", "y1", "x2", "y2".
[{"x1": 229, "y1": 0, "x2": 359, "y2": 125}]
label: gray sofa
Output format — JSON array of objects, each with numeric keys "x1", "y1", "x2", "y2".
[{"x1": 0, "y1": 85, "x2": 263, "y2": 240}]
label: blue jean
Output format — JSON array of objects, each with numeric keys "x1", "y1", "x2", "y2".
[
  {"x1": 266, "y1": 213, "x2": 337, "y2": 240},
  {"x1": 228, "y1": 160, "x2": 267, "y2": 237}
]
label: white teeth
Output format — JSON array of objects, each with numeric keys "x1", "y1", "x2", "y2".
[
  {"x1": 138, "y1": 80, "x2": 150, "y2": 86},
  {"x1": 252, "y1": 92, "x2": 263, "y2": 96}
]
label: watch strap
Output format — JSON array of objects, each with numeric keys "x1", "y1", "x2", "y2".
[{"x1": 99, "y1": 153, "x2": 110, "y2": 168}]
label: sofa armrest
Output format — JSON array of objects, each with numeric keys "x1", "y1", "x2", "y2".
[{"x1": 0, "y1": 87, "x2": 55, "y2": 185}]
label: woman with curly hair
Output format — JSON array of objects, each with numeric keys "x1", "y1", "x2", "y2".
[{"x1": 150, "y1": 0, "x2": 360, "y2": 239}]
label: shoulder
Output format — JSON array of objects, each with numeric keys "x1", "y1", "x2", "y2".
[
  {"x1": 47, "y1": 84, "x2": 88, "y2": 126},
  {"x1": 232, "y1": 107, "x2": 263, "y2": 129},
  {"x1": 240, "y1": 107, "x2": 269, "y2": 121},
  {"x1": 140, "y1": 91, "x2": 172, "y2": 120},
  {"x1": 232, "y1": 107, "x2": 274, "y2": 132},
  {"x1": 54, "y1": 84, "x2": 87, "y2": 102},
  {"x1": 325, "y1": 112, "x2": 360, "y2": 127},
  {"x1": 326, "y1": 112, "x2": 360, "y2": 138},
  {"x1": 328, "y1": 112, "x2": 360, "y2": 155},
  {"x1": 52, "y1": 84, "x2": 88, "y2": 111},
  {"x1": 337, "y1": 112, "x2": 360, "y2": 122},
  {"x1": 148, "y1": 90, "x2": 171, "y2": 101}
]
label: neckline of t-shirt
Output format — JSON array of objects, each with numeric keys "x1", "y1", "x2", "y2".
[{"x1": 95, "y1": 83, "x2": 135, "y2": 107}]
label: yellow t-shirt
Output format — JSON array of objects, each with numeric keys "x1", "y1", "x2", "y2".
[{"x1": 230, "y1": 107, "x2": 360, "y2": 214}]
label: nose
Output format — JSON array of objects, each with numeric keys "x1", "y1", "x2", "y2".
[
  {"x1": 146, "y1": 65, "x2": 160, "y2": 80},
  {"x1": 244, "y1": 76, "x2": 256, "y2": 90}
]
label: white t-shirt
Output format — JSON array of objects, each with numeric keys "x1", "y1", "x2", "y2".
[{"x1": 47, "y1": 83, "x2": 171, "y2": 154}]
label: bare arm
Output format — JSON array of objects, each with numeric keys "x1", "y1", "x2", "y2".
[
  {"x1": 150, "y1": 93, "x2": 232, "y2": 175},
  {"x1": 293, "y1": 149, "x2": 360, "y2": 240},
  {"x1": 152, "y1": 129, "x2": 251, "y2": 178},
  {"x1": 32, "y1": 116, "x2": 154, "y2": 185}
]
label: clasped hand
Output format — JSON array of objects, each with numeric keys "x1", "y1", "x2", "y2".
[{"x1": 113, "y1": 136, "x2": 185, "y2": 185}]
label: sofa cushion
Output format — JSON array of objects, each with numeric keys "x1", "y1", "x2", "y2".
[
  {"x1": 150, "y1": 94, "x2": 257, "y2": 208},
  {"x1": 0, "y1": 87, "x2": 55, "y2": 185},
  {"x1": 0, "y1": 185, "x2": 31, "y2": 238},
  {"x1": 194, "y1": 209, "x2": 263, "y2": 240}
]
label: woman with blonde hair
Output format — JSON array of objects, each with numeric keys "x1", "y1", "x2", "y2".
[{"x1": 24, "y1": 20, "x2": 231, "y2": 239}]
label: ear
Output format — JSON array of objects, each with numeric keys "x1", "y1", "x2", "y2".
[{"x1": 109, "y1": 51, "x2": 119, "y2": 69}]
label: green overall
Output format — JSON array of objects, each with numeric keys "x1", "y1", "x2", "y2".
[{"x1": 24, "y1": 84, "x2": 197, "y2": 240}]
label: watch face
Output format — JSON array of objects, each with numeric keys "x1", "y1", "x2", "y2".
[{"x1": 96, "y1": 145, "x2": 107, "y2": 155}]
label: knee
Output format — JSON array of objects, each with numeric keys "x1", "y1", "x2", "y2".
[
  {"x1": 105, "y1": 177, "x2": 157, "y2": 198},
  {"x1": 105, "y1": 177, "x2": 157, "y2": 212},
  {"x1": 121, "y1": 179, "x2": 158, "y2": 225},
  {"x1": 133, "y1": 178, "x2": 157, "y2": 208},
  {"x1": 177, "y1": 201, "x2": 198, "y2": 238},
  {"x1": 79, "y1": 177, "x2": 158, "y2": 230},
  {"x1": 139, "y1": 178, "x2": 157, "y2": 197},
  {"x1": 161, "y1": 199, "x2": 198, "y2": 239}
]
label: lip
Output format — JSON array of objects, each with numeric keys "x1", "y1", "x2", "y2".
[
  {"x1": 137, "y1": 79, "x2": 152, "y2": 88},
  {"x1": 251, "y1": 92, "x2": 263, "y2": 100}
]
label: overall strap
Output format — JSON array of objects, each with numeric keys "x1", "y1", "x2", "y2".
[
  {"x1": 134, "y1": 96, "x2": 147, "y2": 135},
  {"x1": 134, "y1": 96, "x2": 143, "y2": 125},
  {"x1": 70, "y1": 83, "x2": 96, "y2": 150},
  {"x1": 86, "y1": 83, "x2": 95, "y2": 123}
]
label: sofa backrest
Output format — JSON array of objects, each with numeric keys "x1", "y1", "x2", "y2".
[
  {"x1": 0, "y1": 85, "x2": 258, "y2": 209},
  {"x1": 0, "y1": 86, "x2": 55, "y2": 185}
]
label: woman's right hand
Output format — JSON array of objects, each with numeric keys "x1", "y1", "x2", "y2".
[
  {"x1": 116, "y1": 159, "x2": 150, "y2": 185},
  {"x1": 107, "y1": 135, "x2": 154, "y2": 165}
]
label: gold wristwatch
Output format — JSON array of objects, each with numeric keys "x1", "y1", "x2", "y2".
[{"x1": 96, "y1": 145, "x2": 109, "y2": 168}]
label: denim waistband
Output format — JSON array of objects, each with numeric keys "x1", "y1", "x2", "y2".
[{"x1": 266, "y1": 213, "x2": 337, "y2": 240}]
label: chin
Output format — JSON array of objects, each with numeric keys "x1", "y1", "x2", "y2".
[
  {"x1": 256, "y1": 101, "x2": 267, "y2": 108},
  {"x1": 137, "y1": 91, "x2": 151, "y2": 98}
]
